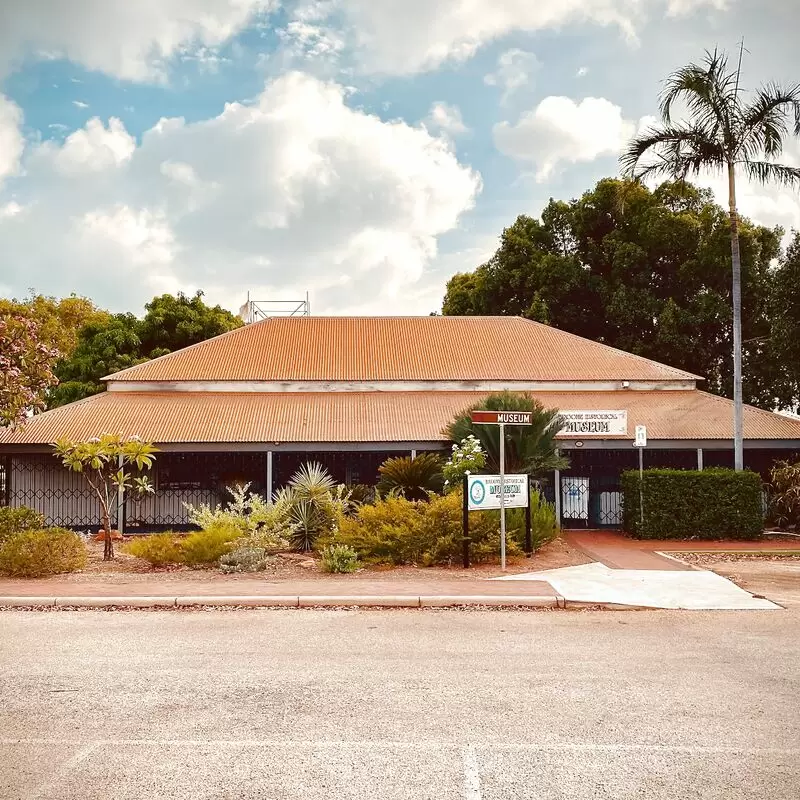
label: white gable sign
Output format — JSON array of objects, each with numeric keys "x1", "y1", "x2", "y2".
[{"x1": 558, "y1": 410, "x2": 628, "y2": 437}]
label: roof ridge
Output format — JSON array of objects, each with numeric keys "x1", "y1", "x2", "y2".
[{"x1": 516, "y1": 317, "x2": 701, "y2": 381}]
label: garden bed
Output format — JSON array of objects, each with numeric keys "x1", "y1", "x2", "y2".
[{"x1": 18, "y1": 536, "x2": 590, "y2": 586}]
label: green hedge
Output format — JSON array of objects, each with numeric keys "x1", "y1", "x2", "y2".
[{"x1": 621, "y1": 468, "x2": 764, "y2": 540}]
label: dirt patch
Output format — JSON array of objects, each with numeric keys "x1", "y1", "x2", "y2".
[
  {"x1": 676, "y1": 552, "x2": 800, "y2": 567},
  {"x1": 14, "y1": 536, "x2": 589, "y2": 587},
  {"x1": 671, "y1": 556, "x2": 800, "y2": 607}
]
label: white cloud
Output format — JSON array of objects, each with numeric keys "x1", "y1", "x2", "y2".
[
  {"x1": 484, "y1": 49, "x2": 539, "y2": 102},
  {"x1": 494, "y1": 95, "x2": 635, "y2": 180},
  {"x1": 694, "y1": 139, "x2": 800, "y2": 243},
  {"x1": 425, "y1": 102, "x2": 468, "y2": 136},
  {"x1": 0, "y1": 95, "x2": 24, "y2": 187},
  {"x1": 37, "y1": 117, "x2": 136, "y2": 176},
  {"x1": 0, "y1": 0, "x2": 275, "y2": 81},
  {"x1": 0, "y1": 72, "x2": 481, "y2": 315},
  {"x1": 72, "y1": 100, "x2": 89, "y2": 109},
  {"x1": 667, "y1": 0, "x2": 728, "y2": 14},
  {"x1": 294, "y1": 0, "x2": 729, "y2": 76}
]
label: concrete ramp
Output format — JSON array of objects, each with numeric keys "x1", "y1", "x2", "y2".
[{"x1": 493, "y1": 562, "x2": 781, "y2": 610}]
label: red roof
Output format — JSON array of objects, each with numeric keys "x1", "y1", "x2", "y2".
[
  {"x1": 2, "y1": 390, "x2": 799, "y2": 446},
  {"x1": 105, "y1": 316, "x2": 700, "y2": 383}
]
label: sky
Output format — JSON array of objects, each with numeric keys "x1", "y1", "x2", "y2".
[{"x1": 0, "y1": 0, "x2": 799, "y2": 318}]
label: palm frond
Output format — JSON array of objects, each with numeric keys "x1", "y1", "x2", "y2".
[
  {"x1": 738, "y1": 160, "x2": 800, "y2": 188},
  {"x1": 739, "y1": 82, "x2": 800, "y2": 159},
  {"x1": 619, "y1": 124, "x2": 724, "y2": 180},
  {"x1": 659, "y1": 49, "x2": 738, "y2": 141}
]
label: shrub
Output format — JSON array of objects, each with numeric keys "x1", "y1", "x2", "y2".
[
  {"x1": 621, "y1": 468, "x2": 764, "y2": 540},
  {"x1": 0, "y1": 506, "x2": 46, "y2": 544},
  {"x1": 186, "y1": 483, "x2": 295, "y2": 549},
  {"x1": 180, "y1": 522, "x2": 241, "y2": 567},
  {"x1": 768, "y1": 460, "x2": 800, "y2": 530},
  {"x1": 503, "y1": 492, "x2": 559, "y2": 552},
  {"x1": 377, "y1": 454, "x2": 444, "y2": 500},
  {"x1": 323, "y1": 491, "x2": 520, "y2": 566},
  {"x1": 320, "y1": 544, "x2": 360, "y2": 574},
  {"x1": 442, "y1": 436, "x2": 486, "y2": 492},
  {"x1": 346, "y1": 484, "x2": 376, "y2": 508},
  {"x1": 0, "y1": 528, "x2": 87, "y2": 578},
  {"x1": 219, "y1": 546, "x2": 272, "y2": 574},
  {"x1": 125, "y1": 533, "x2": 184, "y2": 567}
]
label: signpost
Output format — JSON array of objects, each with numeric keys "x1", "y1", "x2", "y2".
[
  {"x1": 469, "y1": 410, "x2": 533, "y2": 570},
  {"x1": 634, "y1": 425, "x2": 647, "y2": 529}
]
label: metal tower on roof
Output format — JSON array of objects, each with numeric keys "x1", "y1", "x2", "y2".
[{"x1": 238, "y1": 291, "x2": 310, "y2": 323}]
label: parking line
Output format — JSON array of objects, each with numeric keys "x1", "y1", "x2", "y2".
[{"x1": 462, "y1": 745, "x2": 481, "y2": 800}]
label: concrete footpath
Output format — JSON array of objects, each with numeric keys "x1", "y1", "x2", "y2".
[
  {"x1": 0, "y1": 532, "x2": 792, "y2": 611},
  {"x1": 0, "y1": 575, "x2": 564, "y2": 609}
]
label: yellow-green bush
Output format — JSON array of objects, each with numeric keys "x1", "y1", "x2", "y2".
[
  {"x1": 180, "y1": 522, "x2": 241, "y2": 567},
  {"x1": 0, "y1": 528, "x2": 87, "y2": 578},
  {"x1": 125, "y1": 522, "x2": 242, "y2": 568},
  {"x1": 125, "y1": 533, "x2": 184, "y2": 567},
  {"x1": 321, "y1": 491, "x2": 519, "y2": 566},
  {"x1": 0, "y1": 506, "x2": 46, "y2": 544}
]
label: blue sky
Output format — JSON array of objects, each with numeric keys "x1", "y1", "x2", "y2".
[{"x1": 1, "y1": 0, "x2": 798, "y2": 316}]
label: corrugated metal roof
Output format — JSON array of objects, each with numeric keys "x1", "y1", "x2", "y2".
[
  {"x1": 2, "y1": 389, "x2": 799, "y2": 446},
  {"x1": 105, "y1": 316, "x2": 700, "y2": 383}
]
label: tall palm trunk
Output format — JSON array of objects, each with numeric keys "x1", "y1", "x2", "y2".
[{"x1": 727, "y1": 161, "x2": 744, "y2": 471}]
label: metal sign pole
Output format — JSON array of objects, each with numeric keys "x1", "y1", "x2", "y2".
[
  {"x1": 499, "y1": 422, "x2": 506, "y2": 571},
  {"x1": 638, "y1": 443, "x2": 644, "y2": 530}
]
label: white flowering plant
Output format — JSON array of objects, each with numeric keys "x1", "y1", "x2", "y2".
[{"x1": 442, "y1": 435, "x2": 487, "y2": 492}]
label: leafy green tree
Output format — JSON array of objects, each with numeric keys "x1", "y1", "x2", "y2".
[
  {"x1": 50, "y1": 314, "x2": 145, "y2": 407},
  {"x1": 48, "y1": 292, "x2": 243, "y2": 408},
  {"x1": 444, "y1": 392, "x2": 568, "y2": 476},
  {"x1": 769, "y1": 232, "x2": 800, "y2": 412},
  {"x1": 620, "y1": 48, "x2": 800, "y2": 469},
  {"x1": 54, "y1": 434, "x2": 156, "y2": 560},
  {"x1": 137, "y1": 291, "x2": 242, "y2": 357},
  {"x1": 441, "y1": 178, "x2": 781, "y2": 408}
]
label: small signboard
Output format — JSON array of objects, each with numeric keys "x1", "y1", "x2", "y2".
[
  {"x1": 634, "y1": 425, "x2": 647, "y2": 447},
  {"x1": 470, "y1": 410, "x2": 533, "y2": 425},
  {"x1": 557, "y1": 410, "x2": 628, "y2": 436},
  {"x1": 467, "y1": 474, "x2": 529, "y2": 511}
]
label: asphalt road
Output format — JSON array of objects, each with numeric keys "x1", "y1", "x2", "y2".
[{"x1": 1, "y1": 607, "x2": 798, "y2": 800}]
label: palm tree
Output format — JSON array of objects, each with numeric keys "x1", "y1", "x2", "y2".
[
  {"x1": 620, "y1": 49, "x2": 800, "y2": 470},
  {"x1": 445, "y1": 391, "x2": 568, "y2": 476}
]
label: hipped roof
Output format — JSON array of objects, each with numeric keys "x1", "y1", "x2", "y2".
[
  {"x1": 105, "y1": 316, "x2": 700, "y2": 383},
  {"x1": 2, "y1": 390, "x2": 799, "y2": 446}
]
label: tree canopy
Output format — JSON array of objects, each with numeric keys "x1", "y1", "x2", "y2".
[
  {"x1": 49, "y1": 291, "x2": 243, "y2": 408},
  {"x1": 0, "y1": 312, "x2": 59, "y2": 428},
  {"x1": 0, "y1": 293, "x2": 109, "y2": 359},
  {"x1": 441, "y1": 178, "x2": 789, "y2": 410}
]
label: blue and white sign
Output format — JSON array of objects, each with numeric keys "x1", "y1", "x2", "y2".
[{"x1": 467, "y1": 474, "x2": 528, "y2": 511}]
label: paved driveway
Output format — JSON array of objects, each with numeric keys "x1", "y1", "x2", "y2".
[{"x1": 1, "y1": 607, "x2": 798, "y2": 799}]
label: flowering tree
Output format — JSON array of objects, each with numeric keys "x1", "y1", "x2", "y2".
[
  {"x1": 0, "y1": 312, "x2": 59, "y2": 428},
  {"x1": 443, "y1": 436, "x2": 487, "y2": 492},
  {"x1": 54, "y1": 434, "x2": 157, "y2": 560}
]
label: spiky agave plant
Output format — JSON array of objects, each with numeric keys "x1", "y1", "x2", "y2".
[{"x1": 376, "y1": 453, "x2": 444, "y2": 501}]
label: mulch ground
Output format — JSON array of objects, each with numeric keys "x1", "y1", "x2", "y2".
[{"x1": 71, "y1": 536, "x2": 590, "y2": 585}]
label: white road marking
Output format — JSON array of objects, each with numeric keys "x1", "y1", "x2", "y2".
[
  {"x1": 25, "y1": 741, "x2": 99, "y2": 799},
  {"x1": 462, "y1": 745, "x2": 482, "y2": 800}
]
